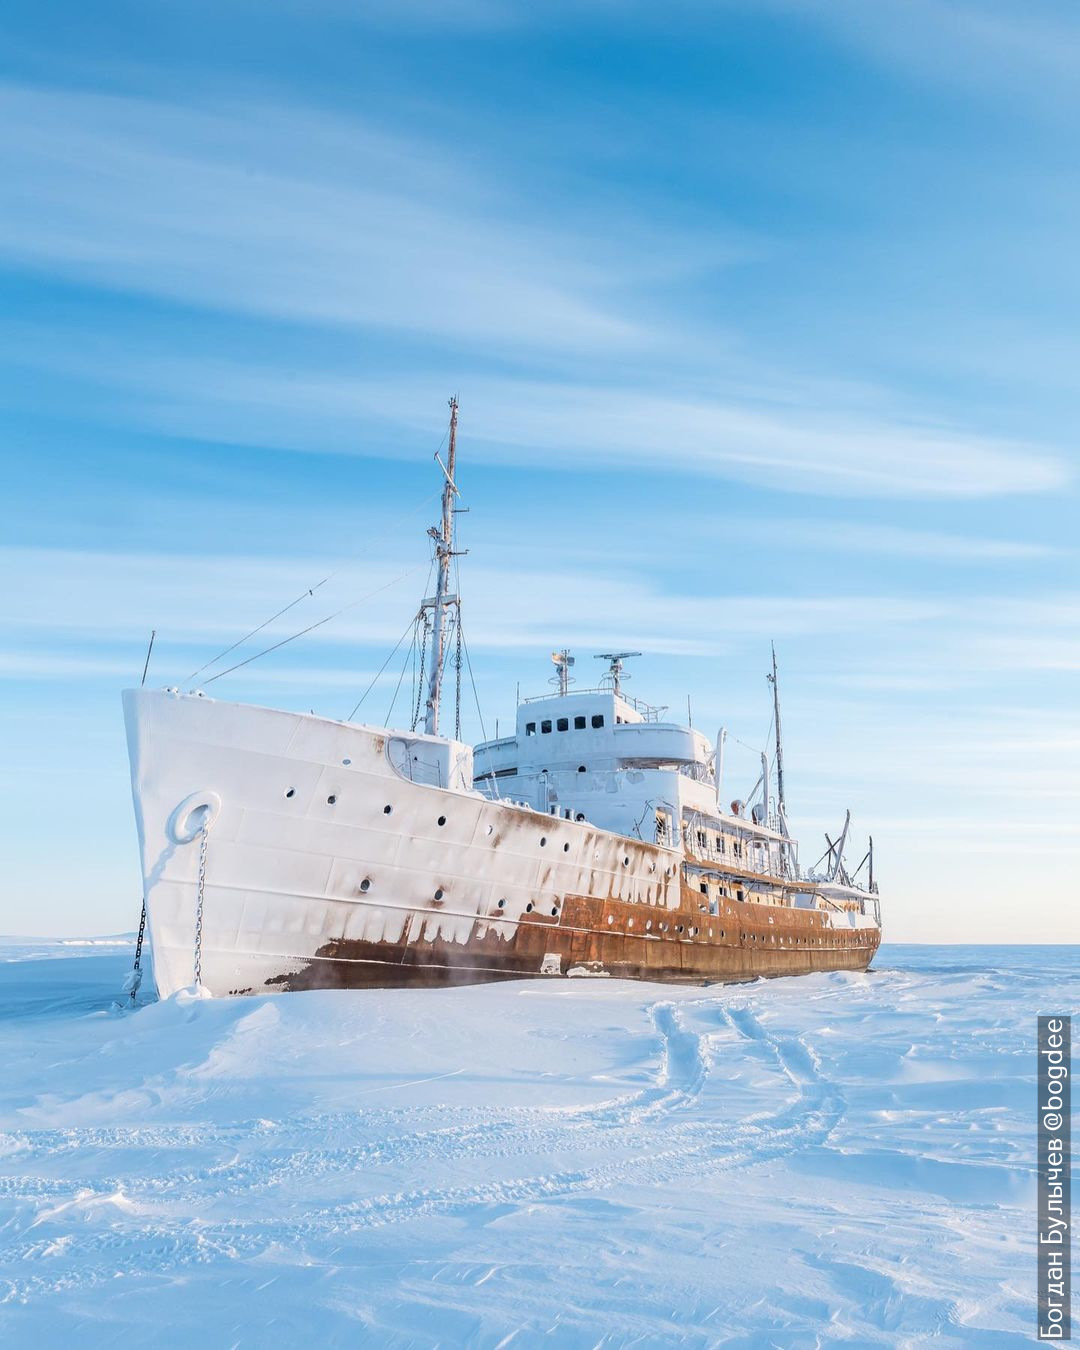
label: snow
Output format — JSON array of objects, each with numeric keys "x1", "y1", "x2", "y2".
[{"x1": 0, "y1": 941, "x2": 1062, "y2": 1346}]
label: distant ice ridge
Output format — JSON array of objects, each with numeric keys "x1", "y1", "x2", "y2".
[
  {"x1": 0, "y1": 935, "x2": 134, "y2": 964},
  {"x1": 0, "y1": 944, "x2": 1065, "y2": 1346}
]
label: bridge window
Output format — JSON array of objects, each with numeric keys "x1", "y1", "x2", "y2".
[
  {"x1": 591, "y1": 714, "x2": 604, "y2": 729},
  {"x1": 574, "y1": 715, "x2": 586, "y2": 729},
  {"x1": 541, "y1": 720, "x2": 552, "y2": 734},
  {"x1": 699, "y1": 882, "x2": 708, "y2": 895},
  {"x1": 525, "y1": 722, "x2": 536, "y2": 736},
  {"x1": 557, "y1": 717, "x2": 569, "y2": 732}
]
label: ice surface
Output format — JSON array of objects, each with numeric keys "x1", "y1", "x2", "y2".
[{"x1": 0, "y1": 941, "x2": 1065, "y2": 1347}]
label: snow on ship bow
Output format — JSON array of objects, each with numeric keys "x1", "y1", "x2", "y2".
[{"x1": 123, "y1": 404, "x2": 882, "y2": 998}]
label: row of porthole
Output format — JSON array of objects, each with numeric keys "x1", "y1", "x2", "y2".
[
  {"x1": 290, "y1": 792, "x2": 676, "y2": 873},
  {"x1": 742, "y1": 933, "x2": 855, "y2": 947},
  {"x1": 355, "y1": 879, "x2": 559, "y2": 920},
  {"x1": 605, "y1": 915, "x2": 706, "y2": 938},
  {"x1": 289, "y1": 793, "x2": 677, "y2": 883},
  {"x1": 596, "y1": 918, "x2": 865, "y2": 949}
]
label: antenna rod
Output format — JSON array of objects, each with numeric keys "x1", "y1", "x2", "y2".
[
  {"x1": 768, "y1": 642, "x2": 786, "y2": 814},
  {"x1": 424, "y1": 398, "x2": 458, "y2": 737},
  {"x1": 141, "y1": 630, "x2": 156, "y2": 687}
]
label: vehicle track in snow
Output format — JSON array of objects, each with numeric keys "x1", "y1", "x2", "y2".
[{"x1": 0, "y1": 990, "x2": 846, "y2": 1303}]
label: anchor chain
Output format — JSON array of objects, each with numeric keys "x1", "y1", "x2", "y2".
[
  {"x1": 121, "y1": 898, "x2": 148, "y2": 1003},
  {"x1": 129, "y1": 898, "x2": 147, "y2": 999},
  {"x1": 193, "y1": 819, "x2": 209, "y2": 987}
]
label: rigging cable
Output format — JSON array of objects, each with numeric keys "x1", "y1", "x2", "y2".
[
  {"x1": 203, "y1": 565, "x2": 423, "y2": 687},
  {"x1": 384, "y1": 615, "x2": 420, "y2": 727},
  {"x1": 458, "y1": 619, "x2": 501, "y2": 800},
  {"x1": 345, "y1": 611, "x2": 422, "y2": 721},
  {"x1": 184, "y1": 485, "x2": 443, "y2": 684}
]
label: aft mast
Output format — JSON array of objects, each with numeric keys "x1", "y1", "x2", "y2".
[
  {"x1": 767, "y1": 643, "x2": 800, "y2": 877},
  {"x1": 424, "y1": 398, "x2": 461, "y2": 737},
  {"x1": 768, "y1": 642, "x2": 786, "y2": 819}
]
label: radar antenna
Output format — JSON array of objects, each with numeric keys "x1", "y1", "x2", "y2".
[
  {"x1": 550, "y1": 649, "x2": 575, "y2": 696},
  {"x1": 594, "y1": 651, "x2": 640, "y2": 698}
]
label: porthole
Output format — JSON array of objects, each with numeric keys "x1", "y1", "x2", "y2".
[
  {"x1": 628, "y1": 918, "x2": 634, "y2": 928},
  {"x1": 434, "y1": 888, "x2": 444, "y2": 900},
  {"x1": 383, "y1": 804, "x2": 392, "y2": 815},
  {"x1": 285, "y1": 788, "x2": 295, "y2": 799},
  {"x1": 437, "y1": 815, "x2": 447, "y2": 827},
  {"x1": 623, "y1": 856, "x2": 630, "y2": 867},
  {"x1": 526, "y1": 902, "x2": 534, "y2": 913},
  {"x1": 327, "y1": 794, "x2": 337, "y2": 805},
  {"x1": 675, "y1": 924, "x2": 684, "y2": 934},
  {"x1": 359, "y1": 878, "x2": 371, "y2": 893},
  {"x1": 689, "y1": 926, "x2": 698, "y2": 937},
  {"x1": 659, "y1": 922, "x2": 668, "y2": 932},
  {"x1": 342, "y1": 757, "x2": 352, "y2": 766},
  {"x1": 607, "y1": 915, "x2": 615, "y2": 925},
  {"x1": 645, "y1": 919, "x2": 653, "y2": 930},
  {"x1": 540, "y1": 837, "x2": 547, "y2": 847},
  {"x1": 550, "y1": 907, "x2": 558, "y2": 917},
  {"x1": 563, "y1": 842, "x2": 570, "y2": 853},
  {"x1": 497, "y1": 898, "x2": 506, "y2": 909},
  {"x1": 486, "y1": 824, "x2": 494, "y2": 836}
]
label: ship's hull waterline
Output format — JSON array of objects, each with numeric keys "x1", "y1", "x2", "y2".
[{"x1": 125, "y1": 689, "x2": 879, "y2": 999}]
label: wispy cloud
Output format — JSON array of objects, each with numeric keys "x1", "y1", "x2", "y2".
[
  {"x1": 0, "y1": 83, "x2": 643, "y2": 354},
  {"x1": 744, "y1": 521, "x2": 1056, "y2": 562},
  {"x1": 4, "y1": 335, "x2": 1067, "y2": 500},
  {"x1": 0, "y1": 80, "x2": 1069, "y2": 500}
]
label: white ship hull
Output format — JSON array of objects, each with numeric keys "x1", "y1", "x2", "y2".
[{"x1": 123, "y1": 688, "x2": 684, "y2": 998}]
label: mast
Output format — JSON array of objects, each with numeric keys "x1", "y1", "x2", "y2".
[
  {"x1": 424, "y1": 398, "x2": 460, "y2": 737},
  {"x1": 767, "y1": 642, "x2": 786, "y2": 817},
  {"x1": 714, "y1": 727, "x2": 727, "y2": 808},
  {"x1": 551, "y1": 649, "x2": 575, "y2": 696}
]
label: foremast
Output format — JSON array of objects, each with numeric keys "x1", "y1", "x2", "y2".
[{"x1": 424, "y1": 398, "x2": 462, "y2": 737}]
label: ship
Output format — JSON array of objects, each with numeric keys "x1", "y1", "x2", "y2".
[{"x1": 123, "y1": 400, "x2": 882, "y2": 999}]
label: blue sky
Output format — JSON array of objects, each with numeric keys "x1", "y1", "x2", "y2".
[{"x1": 2, "y1": 0, "x2": 1077, "y2": 940}]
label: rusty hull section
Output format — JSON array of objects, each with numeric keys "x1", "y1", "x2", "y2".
[{"x1": 271, "y1": 822, "x2": 880, "y2": 991}]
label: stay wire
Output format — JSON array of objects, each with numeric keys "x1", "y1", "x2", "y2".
[
  {"x1": 184, "y1": 485, "x2": 443, "y2": 684},
  {"x1": 203, "y1": 566, "x2": 423, "y2": 687},
  {"x1": 346, "y1": 612, "x2": 421, "y2": 722},
  {"x1": 459, "y1": 619, "x2": 501, "y2": 800},
  {"x1": 384, "y1": 617, "x2": 419, "y2": 727}
]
